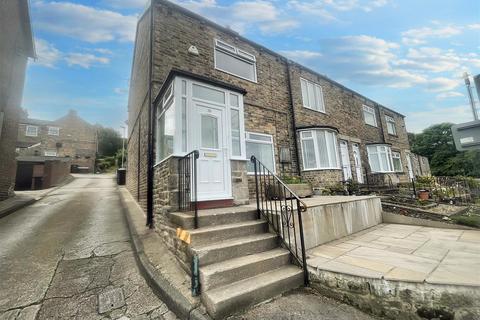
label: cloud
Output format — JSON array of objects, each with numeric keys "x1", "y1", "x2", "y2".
[
  {"x1": 280, "y1": 50, "x2": 322, "y2": 60},
  {"x1": 102, "y1": 0, "x2": 148, "y2": 9},
  {"x1": 33, "y1": 38, "x2": 62, "y2": 68},
  {"x1": 406, "y1": 105, "x2": 475, "y2": 133},
  {"x1": 287, "y1": 0, "x2": 389, "y2": 20},
  {"x1": 172, "y1": 0, "x2": 299, "y2": 34},
  {"x1": 436, "y1": 91, "x2": 464, "y2": 100},
  {"x1": 31, "y1": 38, "x2": 110, "y2": 69},
  {"x1": 65, "y1": 53, "x2": 110, "y2": 68},
  {"x1": 32, "y1": 1, "x2": 137, "y2": 43},
  {"x1": 401, "y1": 25, "x2": 463, "y2": 46},
  {"x1": 425, "y1": 77, "x2": 460, "y2": 93},
  {"x1": 114, "y1": 87, "x2": 129, "y2": 95}
]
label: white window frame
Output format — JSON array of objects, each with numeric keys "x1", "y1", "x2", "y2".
[
  {"x1": 392, "y1": 151, "x2": 403, "y2": 172},
  {"x1": 299, "y1": 129, "x2": 340, "y2": 171},
  {"x1": 367, "y1": 144, "x2": 394, "y2": 173},
  {"x1": 214, "y1": 39, "x2": 257, "y2": 83},
  {"x1": 246, "y1": 132, "x2": 275, "y2": 174},
  {"x1": 25, "y1": 125, "x2": 38, "y2": 137},
  {"x1": 155, "y1": 82, "x2": 176, "y2": 165},
  {"x1": 44, "y1": 150, "x2": 57, "y2": 157},
  {"x1": 385, "y1": 115, "x2": 397, "y2": 135},
  {"x1": 300, "y1": 78, "x2": 325, "y2": 113},
  {"x1": 363, "y1": 105, "x2": 377, "y2": 127},
  {"x1": 48, "y1": 126, "x2": 60, "y2": 136}
]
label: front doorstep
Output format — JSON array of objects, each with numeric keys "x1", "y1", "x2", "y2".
[{"x1": 197, "y1": 199, "x2": 234, "y2": 210}]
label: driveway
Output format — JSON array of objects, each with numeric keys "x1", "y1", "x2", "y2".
[{"x1": 0, "y1": 174, "x2": 176, "y2": 319}]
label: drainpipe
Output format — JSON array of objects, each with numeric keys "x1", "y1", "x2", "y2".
[
  {"x1": 377, "y1": 106, "x2": 386, "y2": 143},
  {"x1": 146, "y1": 2, "x2": 155, "y2": 228},
  {"x1": 286, "y1": 61, "x2": 302, "y2": 176}
]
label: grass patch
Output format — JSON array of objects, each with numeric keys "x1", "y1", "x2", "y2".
[{"x1": 451, "y1": 213, "x2": 480, "y2": 228}]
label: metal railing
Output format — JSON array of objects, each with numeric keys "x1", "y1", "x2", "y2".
[
  {"x1": 178, "y1": 150, "x2": 199, "y2": 229},
  {"x1": 407, "y1": 176, "x2": 478, "y2": 205},
  {"x1": 250, "y1": 155, "x2": 309, "y2": 285}
]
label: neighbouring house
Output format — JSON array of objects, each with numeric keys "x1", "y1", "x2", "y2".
[
  {"x1": 16, "y1": 110, "x2": 97, "y2": 188},
  {"x1": 127, "y1": 0, "x2": 430, "y2": 212},
  {"x1": 126, "y1": 1, "x2": 431, "y2": 317},
  {"x1": 0, "y1": 0, "x2": 35, "y2": 200}
]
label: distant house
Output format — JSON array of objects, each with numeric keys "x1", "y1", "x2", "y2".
[
  {"x1": 0, "y1": 0, "x2": 35, "y2": 200},
  {"x1": 16, "y1": 110, "x2": 97, "y2": 189},
  {"x1": 126, "y1": 0, "x2": 431, "y2": 212}
]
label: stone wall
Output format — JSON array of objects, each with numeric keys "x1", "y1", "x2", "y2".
[{"x1": 309, "y1": 268, "x2": 480, "y2": 320}]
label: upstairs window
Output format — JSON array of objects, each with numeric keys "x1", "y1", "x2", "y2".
[
  {"x1": 363, "y1": 105, "x2": 377, "y2": 127},
  {"x1": 214, "y1": 39, "x2": 257, "y2": 82},
  {"x1": 392, "y1": 151, "x2": 403, "y2": 172},
  {"x1": 48, "y1": 127, "x2": 60, "y2": 136},
  {"x1": 367, "y1": 144, "x2": 394, "y2": 173},
  {"x1": 300, "y1": 129, "x2": 340, "y2": 170},
  {"x1": 246, "y1": 132, "x2": 275, "y2": 173},
  {"x1": 300, "y1": 78, "x2": 325, "y2": 113},
  {"x1": 26, "y1": 125, "x2": 38, "y2": 137},
  {"x1": 385, "y1": 115, "x2": 396, "y2": 135}
]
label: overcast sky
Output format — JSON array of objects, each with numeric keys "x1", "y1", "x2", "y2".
[{"x1": 25, "y1": 0, "x2": 479, "y2": 135}]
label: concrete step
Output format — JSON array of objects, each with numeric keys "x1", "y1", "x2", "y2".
[
  {"x1": 202, "y1": 266, "x2": 303, "y2": 319},
  {"x1": 169, "y1": 207, "x2": 257, "y2": 229},
  {"x1": 200, "y1": 248, "x2": 291, "y2": 291},
  {"x1": 188, "y1": 220, "x2": 267, "y2": 246},
  {"x1": 192, "y1": 233, "x2": 278, "y2": 267}
]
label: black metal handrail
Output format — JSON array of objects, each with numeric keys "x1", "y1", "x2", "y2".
[
  {"x1": 178, "y1": 150, "x2": 199, "y2": 229},
  {"x1": 250, "y1": 155, "x2": 309, "y2": 285}
]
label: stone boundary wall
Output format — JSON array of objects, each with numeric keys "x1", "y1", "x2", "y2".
[{"x1": 309, "y1": 267, "x2": 480, "y2": 320}]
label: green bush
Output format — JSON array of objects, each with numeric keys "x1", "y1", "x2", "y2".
[{"x1": 281, "y1": 175, "x2": 304, "y2": 184}]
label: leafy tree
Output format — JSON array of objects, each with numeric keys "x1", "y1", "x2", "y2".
[
  {"x1": 409, "y1": 123, "x2": 480, "y2": 177},
  {"x1": 96, "y1": 126, "x2": 122, "y2": 157}
]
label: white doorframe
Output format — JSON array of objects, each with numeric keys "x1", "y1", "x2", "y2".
[
  {"x1": 339, "y1": 140, "x2": 353, "y2": 181},
  {"x1": 406, "y1": 152, "x2": 414, "y2": 180},
  {"x1": 352, "y1": 143, "x2": 364, "y2": 183}
]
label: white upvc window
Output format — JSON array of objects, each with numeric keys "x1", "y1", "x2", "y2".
[
  {"x1": 300, "y1": 129, "x2": 340, "y2": 170},
  {"x1": 156, "y1": 83, "x2": 175, "y2": 164},
  {"x1": 48, "y1": 126, "x2": 60, "y2": 136},
  {"x1": 214, "y1": 39, "x2": 257, "y2": 82},
  {"x1": 44, "y1": 150, "x2": 57, "y2": 157},
  {"x1": 300, "y1": 78, "x2": 325, "y2": 113},
  {"x1": 26, "y1": 125, "x2": 38, "y2": 137},
  {"x1": 385, "y1": 115, "x2": 396, "y2": 135},
  {"x1": 367, "y1": 144, "x2": 394, "y2": 173},
  {"x1": 363, "y1": 105, "x2": 377, "y2": 127},
  {"x1": 246, "y1": 132, "x2": 275, "y2": 173},
  {"x1": 392, "y1": 151, "x2": 403, "y2": 172}
]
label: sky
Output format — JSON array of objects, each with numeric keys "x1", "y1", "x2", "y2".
[{"x1": 24, "y1": 0, "x2": 480, "y2": 136}]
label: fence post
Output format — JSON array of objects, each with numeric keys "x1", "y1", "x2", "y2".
[
  {"x1": 252, "y1": 156, "x2": 261, "y2": 219},
  {"x1": 296, "y1": 199, "x2": 309, "y2": 286}
]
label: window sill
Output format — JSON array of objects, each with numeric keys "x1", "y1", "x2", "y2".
[
  {"x1": 302, "y1": 106, "x2": 327, "y2": 115},
  {"x1": 387, "y1": 133, "x2": 398, "y2": 137},
  {"x1": 302, "y1": 167, "x2": 342, "y2": 172},
  {"x1": 370, "y1": 171, "x2": 395, "y2": 174},
  {"x1": 153, "y1": 154, "x2": 175, "y2": 168},
  {"x1": 364, "y1": 123, "x2": 378, "y2": 128},
  {"x1": 214, "y1": 66, "x2": 257, "y2": 84}
]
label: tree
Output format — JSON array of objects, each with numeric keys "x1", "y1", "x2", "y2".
[
  {"x1": 96, "y1": 126, "x2": 122, "y2": 157},
  {"x1": 409, "y1": 123, "x2": 480, "y2": 177}
]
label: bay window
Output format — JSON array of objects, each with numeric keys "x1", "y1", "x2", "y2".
[
  {"x1": 392, "y1": 151, "x2": 403, "y2": 172},
  {"x1": 367, "y1": 144, "x2": 394, "y2": 173},
  {"x1": 300, "y1": 129, "x2": 340, "y2": 170},
  {"x1": 246, "y1": 132, "x2": 275, "y2": 173}
]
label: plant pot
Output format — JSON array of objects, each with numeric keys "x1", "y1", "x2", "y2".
[{"x1": 418, "y1": 190, "x2": 429, "y2": 200}]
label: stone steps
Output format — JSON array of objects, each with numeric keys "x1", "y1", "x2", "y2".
[
  {"x1": 169, "y1": 207, "x2": 257, "y2": 229},
  {"x1": 188, "y1": 220, "x2": 267, "y2": 246},
  {"x1": 202, "y1": 266, "x2": 303, "y2": 319},
  {"x1": 200, "y1": 248, "x2": 290, "y2": 291},
  {"x1": 192, "y1": 233, "x2": 279, "y2": 267}
]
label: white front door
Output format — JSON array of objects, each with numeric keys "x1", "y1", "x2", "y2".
[
  {"x1": 352, "y1": 143, "x2": 364, "y2": 183},
  {"x1": 194, "y1": 102, "x2": 231, "y2": 200},
  {"x1": 406, "y1": 153, "x2": 414, "y2": 180},
  {"x1": 339, "y1": 140, "x2": 353, "y2": 181}
]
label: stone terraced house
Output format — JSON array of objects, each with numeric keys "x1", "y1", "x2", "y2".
[
  {"x1": 17, "y1": 110, "x2": 97, "y2": 174},
  {"x1": 126, "y1": 1, "x2": 433, "y2": 317},
  {"x1": 127, "y1": 0, "x2": 429, "y2": 213}
]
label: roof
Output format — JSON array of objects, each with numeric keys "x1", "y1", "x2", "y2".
[
  {"x1": 153, "y1": 0, "x2": 405, "y2": 118},
  {"x1": 20, "y1": 118, "x2": 56, "y2": 126}
]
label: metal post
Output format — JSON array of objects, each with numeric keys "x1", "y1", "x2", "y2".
[
  {"x1": 464, "y1": 72, "x2": 479, "y2": 120},
  {"x1": 252, "y1": 156, "x2": 261, "y2": 219},
  {"x1": 120, "y1": 125, "x2": 126, "y2": 168},
  {"x1": 193, "y1": 151, "x2": 199, "y2": 229},
  {"x1": 411, "y1": 178, "x2": 416, "y2": 198},
  {"x1": 296, "y1": 200, "x2": 309, "y2": 286}
]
